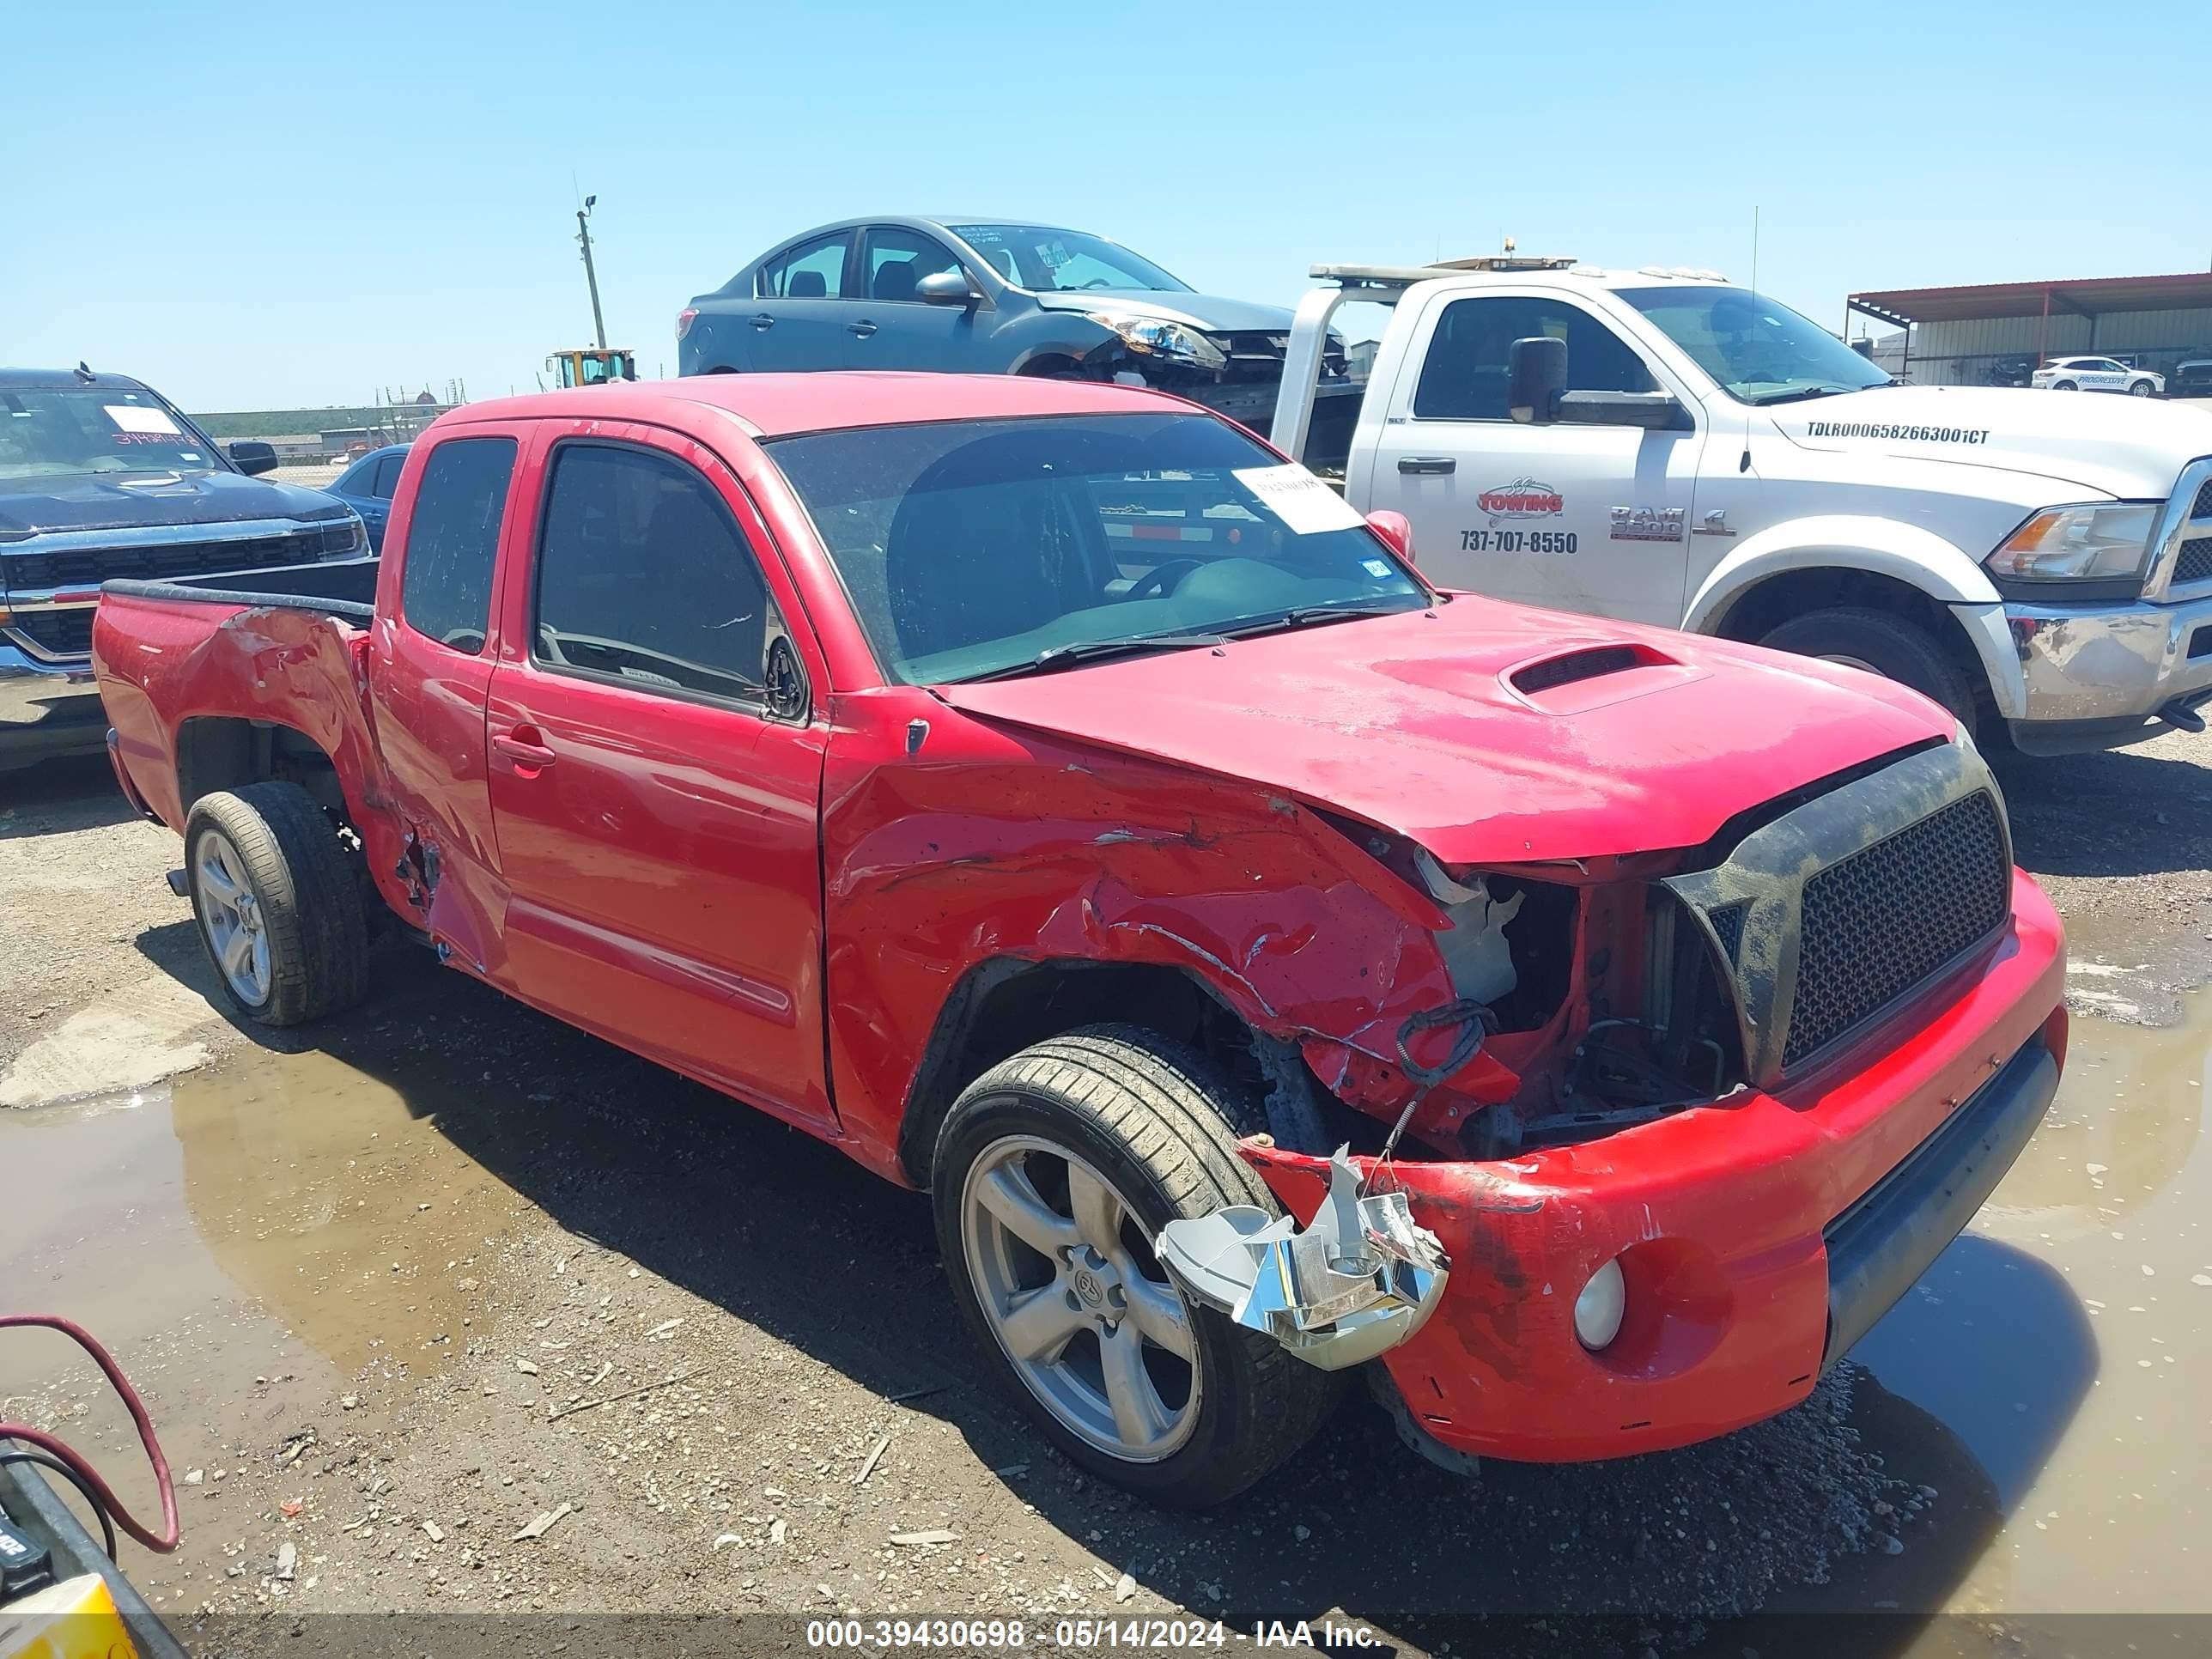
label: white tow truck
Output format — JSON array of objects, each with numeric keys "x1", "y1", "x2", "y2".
[{"x1": 1271, "y1": 257, "x2": 2212, "y2": 753}]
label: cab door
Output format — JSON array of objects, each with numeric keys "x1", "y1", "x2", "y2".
[
  {"x1": 1364, "y1": 289, "x2": 1705, "y2": 626},
  {"x1": 361, "y1": 424, "x2": 529, "y2": 977},
  {"x1": 842, "y1": 225, "x2": 987, "y2": 371},
  {"x1": 483, "y1": 419, "x2": 836, "y2": 1131}
]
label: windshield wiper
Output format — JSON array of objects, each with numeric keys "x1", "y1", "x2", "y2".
[
  {"x1": 957, "y1": 630, "x2": 1230, "y2": 683},
  {"x1": 1747, "y1": 384, "x2": 1881, "y2": 406},
  {"x1": 1217, "y1": 600, "x2": 1419, "y2": 640}
]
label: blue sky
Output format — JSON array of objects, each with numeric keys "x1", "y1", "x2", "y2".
[{"x1": 10, "y1": 0, "x2": 2209, "y2": 412}]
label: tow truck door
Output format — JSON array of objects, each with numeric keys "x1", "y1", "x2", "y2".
[
  {"x1": 1366, "y1": 287, "x2": 1705, "y2": 626},
  {"x1": 482, "y1": 418, "x2": 836, "y2": 1132}
]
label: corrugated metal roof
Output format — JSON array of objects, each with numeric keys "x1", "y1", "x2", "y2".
[{"x1": 1850, "y1": 272, "x2": 2212, "y2": 325}]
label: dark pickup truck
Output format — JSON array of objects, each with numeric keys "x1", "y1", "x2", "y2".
[{"x1": 1, "y1": 367, "x2": 374, "y2": 771}]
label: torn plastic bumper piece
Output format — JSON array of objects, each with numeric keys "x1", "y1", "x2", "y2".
[{"x1": 1153, "y1": 1146, "x2": 1449, "y2": 1371}]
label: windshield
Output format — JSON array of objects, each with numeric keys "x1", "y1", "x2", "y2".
[
  {"x1": 1618, "y1": 286, "x2": 1893, "y2": 404},
  {"x1": 949, "y1": 225, "x2": 1190, "y2": 294},
  {"x1": 0, "y1": 386, "x2": 221, "y2": 489},
  {"x1": 766, "y1": 412, "x2": 1427, "y2": 685}
]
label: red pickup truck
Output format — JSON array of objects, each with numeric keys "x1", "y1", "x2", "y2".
[{"x1": 94, "y1": 374, "x2": 2066, "y2": 1506}]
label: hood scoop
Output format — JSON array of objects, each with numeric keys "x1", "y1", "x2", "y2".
[{"x1": 1506, "y1": 641, "x2": 1695, "y2": 712}]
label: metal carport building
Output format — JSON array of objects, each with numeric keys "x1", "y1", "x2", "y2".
[{"x1": 1846, "y1": 272, "x2": 2212, "y2": 390}]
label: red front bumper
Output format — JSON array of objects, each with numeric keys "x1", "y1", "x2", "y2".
[{"x1": 1244, "y1": 869, "x2": 2067, "y2": 1463}]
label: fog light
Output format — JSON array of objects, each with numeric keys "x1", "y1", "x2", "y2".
[{"x1": 1575, "y1": 1257, "x2": 1626, "y2": 1350}]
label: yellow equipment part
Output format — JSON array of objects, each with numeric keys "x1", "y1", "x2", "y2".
[{"x1": 0, "y1": 1574, "x2": 139, "y2": 1659}]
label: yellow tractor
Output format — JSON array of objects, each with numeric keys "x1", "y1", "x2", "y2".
[{"x1": 546, "y1": 348, "x2": 636, "y2": 388}]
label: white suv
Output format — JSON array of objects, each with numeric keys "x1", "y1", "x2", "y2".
[{"x1": 2032, "y1": 356, "x2": 2164, "y2": 397}]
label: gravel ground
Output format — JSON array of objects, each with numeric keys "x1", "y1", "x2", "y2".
[{"x1": 3, "y1": 724, "x2": 2209, "y2": 1655}]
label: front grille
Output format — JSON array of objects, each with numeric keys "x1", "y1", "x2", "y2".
[
  {"x1": 5, "y1": 608, "x2": 96, "y2": 659},
  {"x1": 1204, "y1": 332, "x2": 1347, "y2": 386},
  {"x1": 2192, "y1": 477, "x2": 2212, "y2": 521},
  {"x1": 1784, "y1": 791, "x2": 2009, "y2": 1068},
  {"x1": 2, "y1": 524, "x2": 349, "y2": 592},
  {"x1": 2176, "y1": 536, "x2": 2212, "y2": 586}
]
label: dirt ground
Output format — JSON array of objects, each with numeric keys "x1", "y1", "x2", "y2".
[{"x1": 3, "y1": 726, "x2": 2211, "y2": 1656}]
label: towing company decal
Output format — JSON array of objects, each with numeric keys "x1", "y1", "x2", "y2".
[
  {"x1": 1609, "y1": 505, "x2": 1686, "y2": 543},
  {"x1": 1478, "y1": 477, "x2": 1564, "y2": 524},
  {"x1": 1803, "y1": 420, "x2": 1990, "y2": 446}
]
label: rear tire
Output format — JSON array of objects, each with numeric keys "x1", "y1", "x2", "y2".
[
  {"x1": 184, "y1": 781, "x2": 369, "y2": 1027},
  {"x1": 1756, "y1": 606, "x2": 1976, "y2": 726},
  {"x1": 932, "y1": 1024, "x2": 1340, "y2": 1507}
]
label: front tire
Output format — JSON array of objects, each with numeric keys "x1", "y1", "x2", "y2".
[
  {"x1": 1756, "y1": 606, "x2": 1976, "y2": 726},
  {"x1": 932, "y1": 1026, "x2": 1339, "y2": 1507},
  {"x1": 184, "y1": 781, "x2": 369, "y2": 1026},
  {"x1": 2130, "y1": 380, "x2": 2154, "y2": 397}
]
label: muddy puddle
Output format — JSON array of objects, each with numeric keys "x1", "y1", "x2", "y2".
[{"x1": 3, "y1": 992, "x2": 2209, "y2": 1632}]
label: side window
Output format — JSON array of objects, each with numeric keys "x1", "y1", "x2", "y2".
[
  {"x1": 399, "y1": 436, "x2": 515, "y2": 655},
  {"x1": 532, "y1": 444, "x2": 786, "y2": 707},
  {"x1": 758, "y1": 233, "x2": 850, "y2": 301},
  {"x1": 860, "y1": 227, "x2": 966, "y2": 303},
  {"x1": 370, "y1": 454, "x2": 404, "y2": 498},
  {"x1": 1413, "y1": 296, "x2": 1656, "y2": 421},
  {"x1": 335, "y1": 459, "x2": 371, "y2": 496}
]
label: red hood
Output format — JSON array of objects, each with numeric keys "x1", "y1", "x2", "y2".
[{"x1": 937, "y1": 599, "x2": 1952, "y2": 864}]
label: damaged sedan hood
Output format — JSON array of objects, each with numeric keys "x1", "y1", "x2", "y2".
[{"x1": 937, "y1": 599, "x2": 1952, "y2": 865}]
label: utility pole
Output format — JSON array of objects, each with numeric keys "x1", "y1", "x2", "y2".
[{"x1": 576, "y1": 195, "x2": 608, "y2": 351}]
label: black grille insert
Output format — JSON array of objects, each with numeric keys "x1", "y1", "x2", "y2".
[
  {"x1": 3, "y1": 525, "x2": 349, "y2": 592},
  {"x1": 2176, "y1": 536, "x2": 2212, "y2": 586},
  {"x1": 1784, "y1": 791, "x2": 2009, "y2": 1068},
  {"x1": 6, "y1": 609, "x2": 96, "y2": 659},
  {"x1": 2192, "y1": 477, "x2": 2212, "y2": 521}
]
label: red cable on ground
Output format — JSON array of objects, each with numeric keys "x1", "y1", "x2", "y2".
[{"x1": 0, "y1": 1313, "x2": 179, "y2": 1554}]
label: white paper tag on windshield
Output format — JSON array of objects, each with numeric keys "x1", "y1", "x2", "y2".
[
  {"x1": 106, "y1": 404, "x2": 183, "y2": 435},
  {"x1": 1233, "y1": 464, "x2": 1363, "y2": 536}
]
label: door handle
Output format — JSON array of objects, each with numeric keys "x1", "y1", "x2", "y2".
[
  {"x1": 749, "y1": 313, "x2": 775, "y2": 331},
  {"x1": 1397, "y1": 455, "x2": 1457, "y2": 475},
  {"x1": 493, "y1": 729, "x2": 557, "y2": 768},
  {"x1": 847, "y1": 319, "x2": 878, "y2": 337}
]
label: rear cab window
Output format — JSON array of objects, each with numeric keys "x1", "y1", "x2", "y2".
[
  {"x1": 398, "y1": 436, "x2": 517, "y2": 655},
  {"x1": 530, "y1": 442, "x2": 793, "y2": 710}
]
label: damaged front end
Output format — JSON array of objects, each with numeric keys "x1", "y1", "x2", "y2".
[
  {"x1": 1160, "y1": 737, "x2": 2018, "y2": 1376},
  {"x1": 1155, "y1": 1147, "x2": 1449, "y2": 1371}
]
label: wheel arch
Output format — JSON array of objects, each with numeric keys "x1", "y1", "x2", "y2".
[
  {"x1": 896, "y1": 957, "x2": 1265, "y2": 1188},
  {"x1": 1686, "y1": 520, "x2": 2014, "y2": 718},
  {"x1": 175, "y1": 714, "x2": 354, "y2": 826}
]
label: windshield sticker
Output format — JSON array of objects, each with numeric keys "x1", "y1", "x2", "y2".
[
  {"x1": 1803, "y1": 420, "x2": 1990, "y2": 445},
  {"x1": 105, "y1": 404, "x2": 183, "y2": 436},
  {"x1": 1233, "y1": 464, "x2": 1363, "y2": 536},
  {"x1": 1609, "y1": 505, "x2": 1686, "y2": 543},
  {"x1": 1478, "y1": 477, "x2": 1564, "y2": 524},
  {"x1": 1361, "y1": 557, "x2": 1395, "y2": 578}
]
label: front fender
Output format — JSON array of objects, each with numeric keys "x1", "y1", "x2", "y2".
[{"x1": 1682, "y1": 515, "x2": 2018, "y2": 719}]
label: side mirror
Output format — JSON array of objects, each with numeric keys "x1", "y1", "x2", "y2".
[
  {"x1": 1555, "y1": 390, "x2": 1694, "y2": 431},
  {"x1": 1366, "y1": 509, "x2": 1414, "y2": 564},
  {"x1": 1507, "y1": 335, "x2": 1567, "y2": 423},
  {"x1": 228, "y1": 441, "x2": 279, "y2": 477},
  {"x1": 917, "y1": 270, "x2": 979, "y2": 308}
]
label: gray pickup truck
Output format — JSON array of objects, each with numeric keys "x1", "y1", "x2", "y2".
[{"x1": 1, "y1": 367, "x2": 374, "y2": 771}]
